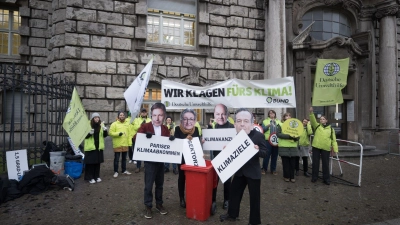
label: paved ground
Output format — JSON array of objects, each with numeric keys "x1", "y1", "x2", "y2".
[{"x1": 1, "y1": 137, "x2": 400, "y2": 225}]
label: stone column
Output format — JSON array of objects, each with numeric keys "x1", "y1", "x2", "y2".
[
  {"x1": 264, "y1": 0, "x2": 286, "y2": 118},
  {"x1": 375, "y1": 2, "x2": 399, "y2": 129}
]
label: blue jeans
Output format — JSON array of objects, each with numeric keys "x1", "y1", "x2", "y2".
[
  {"x1": 114, "y1": 152, "x2": 127, "y2": 173},
  {"x1": 164, "y1": 163, "x2": 177, "y2": 170},
  {"x1": 262, "y1": 141, "x2": 279, "y2": 172}
]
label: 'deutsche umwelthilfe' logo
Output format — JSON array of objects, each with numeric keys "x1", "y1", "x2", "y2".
[
  {"x1": 164, "y1": 101, "x2": 170, "y2": 107},
  {"x1": 289, "y1": 120, "x2": 299, "y2": 129},
  {"x1": 323, "y1": 62, "x2": 340, "y2": 76}
]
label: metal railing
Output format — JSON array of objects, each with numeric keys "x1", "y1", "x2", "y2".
[{"x1": 0, "y1": 64, "x2": 74, "y2": 172}]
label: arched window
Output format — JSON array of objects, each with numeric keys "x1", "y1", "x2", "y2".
[{"x1": 302, "y1": 8, "x2": 351, "y2": 41}]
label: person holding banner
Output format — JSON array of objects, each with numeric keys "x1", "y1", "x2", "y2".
[
  {"x1": 109, "y1": 111, "x2": 132, "y2": 178},
  {"x1": 174, "y1": 108, "x2": 202, "y2": 209},
  {"x1": 164, "y1": 116, "x2": 178, "y2": 174},
  {"x1": 131, "y1": 108, "x2": 151, "y2": 173},
  {"x1": 220, "y1": 108, "x2": 267, "y2": 225},
  {"x1": 207, "y1": 103, "x2": 234, "y2": 210},
  {"x1": 276, "y1": 113, "x2": 299, "y2": 183},
  {"x1": 296, "y1": 119, "x2": 313, "y2": 177},
  {"x1": 84, "y1": 113, "x2": 108, "y2": 184},
  {"x1": 261, "y1": 110, "x2": 282, "y2": 175},
  {"x1": 134, "y1": 103, "x2": 171, "y2": 219},
  {"x1": 309, "y1": 107, "x2": 338, "y2": 185}
]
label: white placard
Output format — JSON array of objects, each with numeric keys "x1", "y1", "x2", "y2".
[
  {"x1": 202, "y1": 128, "x2": 237, "y2": 151},
  {"x1": 133, "y1": 133, "x2": 183, "y2": 163},
  {"x1": 6, "y1": 149, "x2": 29, "y2": 181},
  {"x1": 211, "y1": 130, "x2": 257, "y2": 183},
  {"x1": 182, "y1": 137, "x2": 206, "y2": 167},
  {"x1": 67, "y1": 137, "x2": 85, "y2": 159}
]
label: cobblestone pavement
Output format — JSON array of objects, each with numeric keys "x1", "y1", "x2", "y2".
[{"x1": 1, "y1": 140, "x2": 400, "y2": 225}]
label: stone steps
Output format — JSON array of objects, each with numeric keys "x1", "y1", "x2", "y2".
[{"x1": 337, "y1": 145, "x2": 388, "y2": 158}]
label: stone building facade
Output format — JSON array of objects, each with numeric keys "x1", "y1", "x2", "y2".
[{"x1": 0, "y1": 0, "x2": 399, "y2": 150}]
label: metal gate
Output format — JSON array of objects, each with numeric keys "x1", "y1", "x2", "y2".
[{"x1": 0, "y1": 64, "x2": 74, "y2": 172}]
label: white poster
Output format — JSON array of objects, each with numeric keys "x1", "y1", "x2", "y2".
[
  {"x1": 202, "y1": 128, "x2": 237, "y2": 151},
  {"x1": 182, "y1": 137, "x2": 206, "y2": 167},
  {"x1": 6, "y1": 149, "x2": 29, "y2": 181},
  {"x1": 133, "y1": 133, "x2": 183, "y2": 163},
  {"x1": 67, "y1": 137, "x2": 85, "y2": 159},
  {"x1": 161, "y1": 77, "x2": 296, "y2": 109},
  {"x1": 211, "y1": 130, "x2": 258, "y2": 183}
]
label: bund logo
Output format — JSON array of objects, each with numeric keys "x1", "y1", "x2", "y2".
[
  {"x1": 289, "y1": 120, "x2": 299, "y2": 129},
  {"x1": 323, "y1": 63, "x2": 340, "y2": 76},
  {"x1": 266, "y1": 97, "x2": 272, "y2": 103}
]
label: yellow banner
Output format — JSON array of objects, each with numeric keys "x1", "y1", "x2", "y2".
[
  {"x1": 312, "y1": 58, "x2": 349, "y2": 106},
  {"x1": 281, "y1": 118, "x2": 303, "y2": 137},
  {"x1": 62, "y1": 87, "x2": 91, "y2": 147}
]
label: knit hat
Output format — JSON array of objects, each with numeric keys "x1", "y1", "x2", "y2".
[{"x1": 91, "y1": 112, "x2": 100, "y2": 120}]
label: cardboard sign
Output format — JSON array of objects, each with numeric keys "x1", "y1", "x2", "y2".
[
  {"x1": 202, "y1": 128, "x2": 237, "y2": 151},
  {"x1": 133, "y1": 133, "x2": 183, "y2": 163},
  {"x1": 211, "y1": 130, "x2": 257, "y2": 183},
  {"x1": 67, "y1": 137, "x2": 85, "y2": 159},
  {"x1": 6, "y1": 149, "x2": 29, "y2": 181},
  {"x1": 182, "y1": 137, "x2": 206, "y2": 167},
  {"x1": 281, "y1": 118, "x2": 304, "y2": 137}
]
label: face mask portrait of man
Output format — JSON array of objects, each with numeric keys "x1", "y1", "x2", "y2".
[
  {"x1": 214, "y1": 104, "x2": 228, "y2": 126},
  {"x1": 234, "y1": 109, "x2": 254, "y2": 135}
]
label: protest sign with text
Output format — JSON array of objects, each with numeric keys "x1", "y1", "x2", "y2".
[
  {"x1": 211, "y1": 130, "x2": 257, "y2": 183},
  {"x1": 281, "y1": 118, "x2": 304, "y2": 137},
  {"x1": 133, "y1": 133, "x2": 182, "y2": 163},
  {"x1": 182, "y1": 137, "x2": 206, "y2": 167},
  {"x1": 202, "y1": 128, "x2": 237, "y2": 151},
  {"x1": 6, "y1": 149, "x2": 29, "y2": 181},
  {"x1": 162, "y1": 77, "x2": 296, "y2": 109}
]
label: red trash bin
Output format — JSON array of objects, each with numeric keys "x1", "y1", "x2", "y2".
[{"x1": 181, "y1": 160, "x2": 215, "y2": 221}]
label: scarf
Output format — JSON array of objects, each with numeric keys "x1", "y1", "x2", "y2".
[{"x1": 179, "y1": 124, "x2": 195, "y2": 140}]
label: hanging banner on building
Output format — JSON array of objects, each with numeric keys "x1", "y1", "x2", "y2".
[
  {"x1": 162, "y1": 77, "x2": 296, "y2": 109},
  {"x1": 312, "y1": 58, "x2": 349, "y2": 106},
  {"x1": 6, "y1": 149, "x2": 29, "y2": 181},
  {"x1": 133, "y1": 133, "x2": 183, "y2": 164},
  {"x1": 62, "y1": 87, "x2": 91, "y2": 147},
  {"x1": 211, "y1": 130, "x2": 257, "y2": 183},
  {"x1": 202, "y1": 128, "x2": 237, "y2": 151},
  {"x1": 124, "y1": 57, "x2": 153, "y2": 122},
  {"x1": 182, "y1": 137, "x2": 206, "y2": 167}
]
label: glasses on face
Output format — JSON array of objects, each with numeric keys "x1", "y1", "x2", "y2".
[{"x1": 183, "y1": 118, "x2": 195, "y2": 123}]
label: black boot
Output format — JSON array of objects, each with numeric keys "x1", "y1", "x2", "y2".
[
  {"x1": 180, "y1": 197, "x2": 186, "y2": 208},
  {"x1": 304, "y1": 172, "x2": 310, "y2": 177}
]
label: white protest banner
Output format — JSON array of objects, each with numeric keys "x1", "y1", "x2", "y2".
[
  {"x1": 124, "y1": 57, "x2": 153, "y2": 122},
  {"x1": 6, "y1": 149, "x2": 29, "y2": 181},
  {"x1": 182, "y1": 137, "x2": 206, "y2": 167},
  {"x1": 133, "y1": 133, "x2": 183, "y2": 163},
  {"x1": 67, "y1": 137, "x2": 85, "y2": 159},
  {"x1": 202, "y1": 128, "x2": 237, "y2": 151},
  {"x1": 162, "y1": 77, "x2": 296, "y2": 109},
  {"x1": 211, "y1": 130, "x2": 258, "y2": 183}
]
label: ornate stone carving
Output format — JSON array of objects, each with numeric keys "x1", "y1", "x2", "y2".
[
  {"x1": 359, "y1": 5, "x2": 377, "y2": 19},
  {"x1": 375, "y1": 0, "x2": 399, "y2": 18}
]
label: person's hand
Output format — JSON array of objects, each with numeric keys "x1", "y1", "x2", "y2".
[
  {"x1": 89, "y1": 129, "x2": 94, "y2": 134},
  {"x1": 103, "y1": 126, "x2": 107, "y2": 131},
  {"x1": 201, "y1": 138, "x2": 205, "y2": 144},
  {"x1": 187, "y1": 136, "x2": 193, "y2": 141},
  {"x1": 142, "y1": 120, "x2": 146, "y2": 125},
  {"x1": 169, "y1": 136, "x2": 175, "y2": 141},
  {"x1": 290, "y1": 136, "x2": 299, "y2": 141},
  {"x1": 309, "y1": 107, "x2": 313, "y2": 113},
  {"x1": 146, "y1": 132, "x2": 152, "y2": 138},
  {"x1": 254, "y1": 145, "x2": 259, "y2": 150},
  {"x1": 119, "y1": 132, "x2": 123, "y2": 136}
]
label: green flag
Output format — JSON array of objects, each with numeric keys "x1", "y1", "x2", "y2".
[
  {"x1": 62, "y1": 87, "x2": 91, "y2": 147},
  {"x1": 312, "y1": 58, "x2": 349, "y2": 106}
]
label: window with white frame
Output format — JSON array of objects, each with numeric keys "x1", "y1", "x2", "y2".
[
  {"x1": 0, "y1": 9, "x2": 21, "y2": 55},
  {"x1": 147, "y1": 0, "x2": 196, "y2": 47}
]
